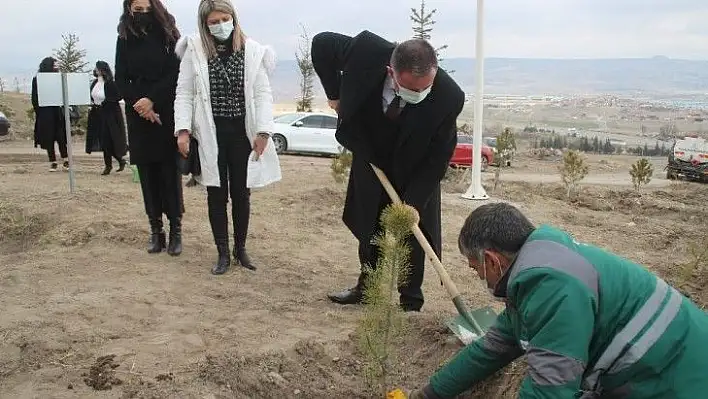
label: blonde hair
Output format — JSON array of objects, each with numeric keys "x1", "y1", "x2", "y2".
[{"x1": 198, "y1": 0, "x2": 246, "y2": 59}]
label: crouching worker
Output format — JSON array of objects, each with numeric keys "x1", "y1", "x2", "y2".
[{"x1": 409, "y1": 202, "x2": 708, "y2": 399}]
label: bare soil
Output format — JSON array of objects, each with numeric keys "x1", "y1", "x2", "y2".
[{"x1": 0, "y1": 142, "x2": 705, "y2": 398}]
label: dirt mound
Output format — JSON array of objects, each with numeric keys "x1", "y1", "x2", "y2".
[
  {"x1": 161, "y1": 314, "x2": 527, "y2": 398},
  {"x1": 0, "y1": 201, "x2": 51, "y2": 252},
  {"x1": 84, "y1": 354, "x2": 123, "y2": 390}
]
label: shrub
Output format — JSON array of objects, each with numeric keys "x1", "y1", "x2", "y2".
[
  {"x1": 559, "y1": 150, "x2": 589, "y2": 198},
  {"x1": 331, "y1": 146, "x2": 352, "y2": 184},
  {"x1": 629, "y1": 158, "x2": 653, "y2": 192}
]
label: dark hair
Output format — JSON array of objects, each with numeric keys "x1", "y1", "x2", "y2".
[
  {"x1": 38, "y1": 57, "x2": 57, "y2": 73},
  {"x1": 117, "y1": 0, "x2": 180, "y2": 46},
  {"x1": 390, "y1": 38, "x2": 438, "y2": 77},
  {"x1": 458, "y1": 202, "x2": 535, "y2": 259},
  {"x1": 95, "y1": 61, "x2": 114, "y2": 81}
]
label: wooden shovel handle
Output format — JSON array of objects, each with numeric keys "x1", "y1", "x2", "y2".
[{"x1": 370, "y1": 164, "x2": 462, "y2": 299}]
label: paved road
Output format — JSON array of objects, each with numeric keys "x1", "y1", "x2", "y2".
[{"x1": 490, "y1": 171, "x2": 673, "y2": 188}]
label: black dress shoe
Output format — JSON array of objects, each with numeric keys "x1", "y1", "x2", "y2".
[
  {"x1": 116, "y1": 159, "x2": 127, "y2": 172},
  {"x1": 327, "y1": 287, "x2": 363, "y2": 305},
  {"x1": 101, "y1": 166, "x2": 112, "y2": 175},
  {"x1": 400, "y1": 303, "x2": 422, "y2": 312}
]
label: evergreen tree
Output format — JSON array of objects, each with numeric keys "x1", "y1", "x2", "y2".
[
  {"x1": 410, "y1": 0, "x2": 453, "y2": 73},
  {"x1": 53, "y1": 33, "x2": 88, "y2": 72}
]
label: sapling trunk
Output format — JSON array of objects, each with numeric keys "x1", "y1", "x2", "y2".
[{"x1": 357, "y1": 203, "x2": 416, "y2": 395}]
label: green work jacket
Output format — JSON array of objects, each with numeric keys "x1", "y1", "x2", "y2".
[{"x1": 422, "y1": 224, "x2": 708, "y2": 399}]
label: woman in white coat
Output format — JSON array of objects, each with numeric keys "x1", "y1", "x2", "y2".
[{"x1": 174, "y1": 0, "x2": 279, "y2": 275}]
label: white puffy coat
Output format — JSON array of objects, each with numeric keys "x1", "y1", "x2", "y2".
[{"x1": 174, "y1": 33, "x2": 280, "y2": 188}]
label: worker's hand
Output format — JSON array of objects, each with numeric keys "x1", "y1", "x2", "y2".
[
  {"x1": 327, "y1": 99, "x2": 339, "y2": 113},
  {"x1": 177, "y1": 130, "x2": 190, "y2": 158},
  {"x1": 133, "y1": 97, "x2": 154, "y2": 117},
  {"x1": 403, "y1": 204, "x2": 420, "y2": 227}
]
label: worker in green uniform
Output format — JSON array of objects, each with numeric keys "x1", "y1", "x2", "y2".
[{"x1": 409, "y1": 202, "x2": 708, "y2": 399}]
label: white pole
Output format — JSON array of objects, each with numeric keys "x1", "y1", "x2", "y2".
[
  {"x1": 61, "y1": 73, "x2": 76, "y2": 193},
  {"x1": 462, "y1": 0, "x2": 489, "y2": 200}
]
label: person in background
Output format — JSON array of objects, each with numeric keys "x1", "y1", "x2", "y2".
[
  {"x1": 86, "y1": 60, "x2": 128, "y2": 175},
  {"x1": 31, "y1": 57, "x2": 68, "y2": 172},
  {"x1": 311, "y1": 30, "x2": 465, "y2": 312},
  {"x1": 115, "y1": 0, "x2": 184, "y2": 256},
  {"x1": 174, "y1": 0, "x2": 278, "y2": 275},
  {"x1": 407, "y1": 202, "x2": 708, "y2": 399}
]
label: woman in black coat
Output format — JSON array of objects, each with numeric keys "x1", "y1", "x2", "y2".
[
  {"x1": 86, "y1": 60, "x2": 128, "y2": 175},
  {"x1": 115, "y1": 0, "x2": 184, "y2": 256},
  {"x1": 31, "y1": 57, "x2": 68, "y2": 172}
]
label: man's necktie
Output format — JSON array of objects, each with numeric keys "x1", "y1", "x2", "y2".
[{"x1": 385, "y1": 95, "x2": 403, "y2": 120}]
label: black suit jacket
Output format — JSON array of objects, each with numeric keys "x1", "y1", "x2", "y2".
[{"x1": 311, "y1": 30, "x2": 464, "y2": 254}]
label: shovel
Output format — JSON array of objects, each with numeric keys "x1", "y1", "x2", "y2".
[{"x1": 370, "y1": 164, "x2": 497, "y2": 344}]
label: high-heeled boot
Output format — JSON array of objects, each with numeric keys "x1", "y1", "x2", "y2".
[
  {"x1": 147, "y1": 218, "x2": 166, "y2": 254},
  {"x1": 233, "y1": 246, "x2": 256, "y2": 271},
  {"x1": 211, "y1": 241, "x2": 230, "y2": 275},
  {"x1": 167, "y1": 217, "x2": 182, "y2": 256}
]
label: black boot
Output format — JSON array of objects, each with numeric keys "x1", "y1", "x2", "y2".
[
  {"x1": 116, "y1": 158, "x2": 127, "y2": 172},
  {"x1": 212, "y1": 241, "x2": 231, "y2": 275},
  {"x1": 167, "y1": 217, "x2": 182, "y2": 256},
  {"x1": 101, "y1": 165, "x2": 112, "y2": 175},
  {"x1": 233, "y1": 246, "x2": 256, "y2": 271},
  {"x1": 147, "y1": 218, "x2": 166, "y2": 253}
]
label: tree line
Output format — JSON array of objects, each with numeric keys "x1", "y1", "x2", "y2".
[{"x1": 531, "y1": 134, "x2": 673, "y2": 157}]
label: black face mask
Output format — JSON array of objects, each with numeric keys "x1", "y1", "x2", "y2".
[
  {"x1": 93, "y1": 71, "x2": 99, "y2": 78},
  {"x1": 132, "y1": 11, "x2": 152, "y2": 29}
]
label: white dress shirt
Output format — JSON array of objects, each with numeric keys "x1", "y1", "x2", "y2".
[
  {"x1": 91, "y1": 77, "x2": 106, "y2": 105},
  {"x1": 382, "y1": 74, "x2": 406, "y2": 112}
]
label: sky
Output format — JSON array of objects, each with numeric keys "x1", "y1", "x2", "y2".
[{"x1": 1, "y1": 0, "x2": 707, "y2": 75}]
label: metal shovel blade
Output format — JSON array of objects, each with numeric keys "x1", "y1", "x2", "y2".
[{"x1": 444, "y1": 305, "x2": 498, "y2": 345}]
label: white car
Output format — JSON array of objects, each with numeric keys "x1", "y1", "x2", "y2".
[{"x1": 271, "y1": 112, "x2": 341, "y2": 155}]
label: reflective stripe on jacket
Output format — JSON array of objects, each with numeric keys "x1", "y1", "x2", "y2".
[{"x1": 424, "y1": 224, "x2": 708, "y2": 399}]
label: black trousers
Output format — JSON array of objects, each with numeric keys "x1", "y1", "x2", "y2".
[
  {"x1": 355, "y1": 194, "x2": 426, "y2": 308},
  {"x1": 46, "y1": 141, "x2": 68, "y2": 163},
  {"x1": 207, "y1": 116, "x2": 251, "y2": 248},
  {"x1": 137, "y1": 157, "x2": 184, "y2": 222},
  {"x1": 102, "y1": 133, "x2": 123, "y2": 167}
]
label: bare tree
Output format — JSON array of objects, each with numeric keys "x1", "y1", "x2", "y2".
[
  {"x1": 53, "y1": 33, "x2": 88, "y2": 73},
  {"x1": 13, "y1": 78, "x2": 20, "y2": 93},
  {"x1": 0, "y1": 77, "x2": 5, "y2": 92},
  {"x1": 295, "y1": 24, "x2": 315, "y2": 112},
  {"x1": 410, "y1": 0, "x2": 453, "y2": 73}
]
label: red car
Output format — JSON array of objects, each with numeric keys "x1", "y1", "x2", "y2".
[{"x1": 450, "y1": 134, "x2": 494, "y2": 171}]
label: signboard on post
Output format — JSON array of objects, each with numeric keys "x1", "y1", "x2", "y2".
[{"x1": 36, "y1": 72, "x2": 91, "y2": 193}]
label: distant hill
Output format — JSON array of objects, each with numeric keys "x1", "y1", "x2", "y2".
[
  {"x1": 5, "y1": 57, "x2": 708, "y2": 103},
  {"x1": 270, "y1": 57, "x2": 708, "y2": 102}
]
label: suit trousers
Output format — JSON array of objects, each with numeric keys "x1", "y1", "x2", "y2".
[
  {"x1": 46, "y1": 141, "x2": 68, "y2": 163},
  {"x1": 355, "y1": 193, "x2": 426, "y2": 308},
  {"x1": 137, "y1": 157, "x2": 184, "y2": 222},
  {"x1": 206, "y1": 116, "x2": 251, "y2": 248}
]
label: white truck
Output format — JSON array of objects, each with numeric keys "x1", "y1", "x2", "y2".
[{"x1": 666, "y1": 136, "x2": 708, "y2": 182}]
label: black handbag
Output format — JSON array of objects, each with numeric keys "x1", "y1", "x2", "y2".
[{"x1": 178, "y1": 137, "x2": 201, "y2": 176}]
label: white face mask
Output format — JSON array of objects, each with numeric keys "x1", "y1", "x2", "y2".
[
  {"x1": 208, "y1": 20, "x2": 234, "y2": 41},
  {"x1": 479, "y1": 255, "x2": 504, "y2": 299},
  {"x1": 397, "y1": 84, "x2": 431, "y2": 104}
]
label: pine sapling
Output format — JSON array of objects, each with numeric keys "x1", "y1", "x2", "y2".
[
  {"x1": 357, "y1": 203, "x2": 417, "y2": 395},
  {"x1": 331, "y1": 146, "x2": 352, "y2": 184},
  {"x1": 559, "y1": 150, "x2": 589, "y2": 199},
  {"x1": 629, "y1": 158, "x2": 653, "y2": 192}
]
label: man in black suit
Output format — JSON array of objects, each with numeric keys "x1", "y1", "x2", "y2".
[{"x1": 311, "y1": 30, "x2": 465, "y2": 312}]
